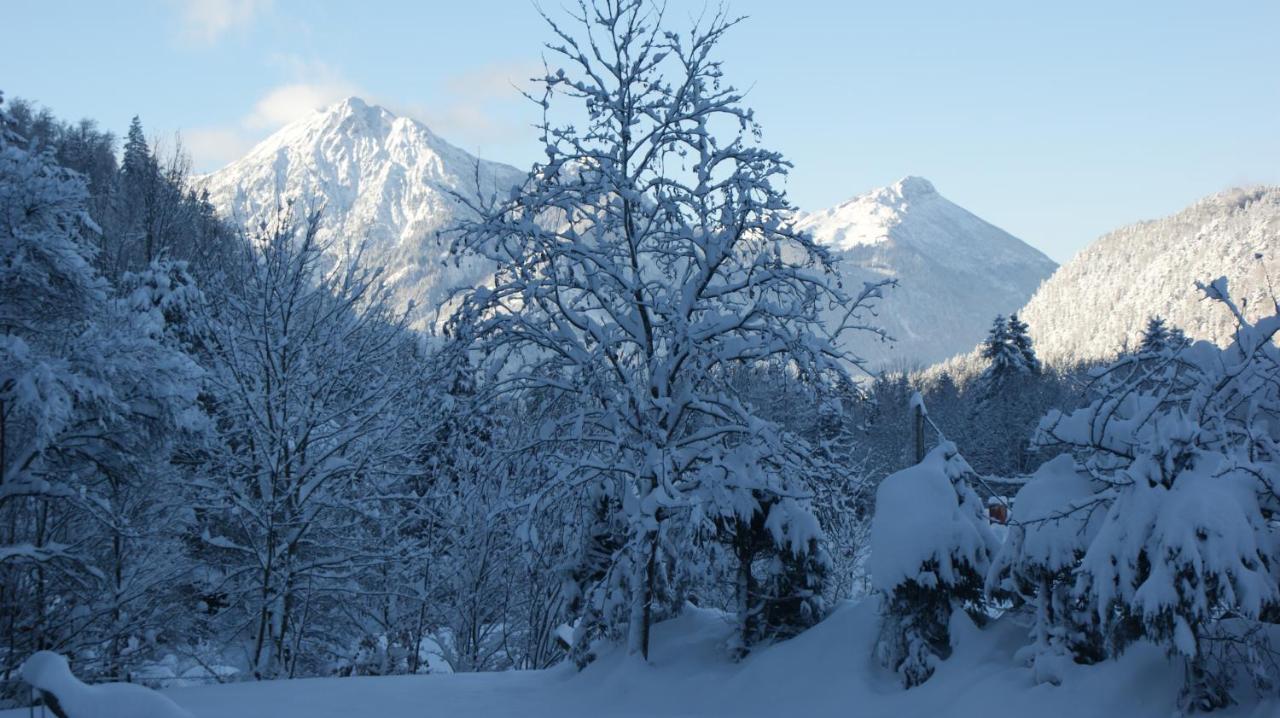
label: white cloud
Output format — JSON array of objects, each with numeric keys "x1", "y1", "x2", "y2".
[
  {"x1": 179, "y1": 0, "x2": 271, "y2": 45},
  {"x1": 186, "y1": 76, "x2": 364, "y2": 171},
  {"x1": 184, "y1": 127, "x2": 256, "y2": 171},
  {"x1": 244, "y1": 81, "x2": 360, "y2": 129},
  {"x1": 399, "y1": 61, "x2": 541, "y2": 148},
  {"x1": 443, "y1": 62, "x2": 540, "y2": 98}
]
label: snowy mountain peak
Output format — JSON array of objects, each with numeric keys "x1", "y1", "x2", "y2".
[
  {"x1": 796, "y1": 177, "x2": 1047, "y2": 267},
  {"x1": 199, "y1": 98, "x2": 525, "y2": 330},
  {"x1": 318, "y1": 96, "x2": 393, "y2": 131},
  {"x1": 334, "y1": 95, "x2": 373, "y2": 112},
  {"x1": 796, "y1": 177, "x2": 942, "y2": 251},
  {"x1": 892, "y1": 175, "x2": 937, "y2": 199},
  {"x1": 792, "y1": 177, "x2": 1056, "y2": 367},
  {"x1": 226, "y1": 97, "x2": 459, "y2": 170}
]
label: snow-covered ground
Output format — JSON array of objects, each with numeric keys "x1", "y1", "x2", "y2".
[{"x1": 11, "y1": 601, "x2": 1277, "y2": 718}]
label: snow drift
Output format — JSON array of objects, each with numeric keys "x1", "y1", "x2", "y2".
[{"x1": 9, "y1": 603, "x2": 1276, "y2": 718}]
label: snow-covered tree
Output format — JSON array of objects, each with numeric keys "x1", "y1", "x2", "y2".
[
  {"x1": 1138, "y1": 316, "x2": 1171, "y2": 354},
  {"x1": 964, "y1": 312, "x2": 1053, "y2": 475},
  {"x1": 195, "y1": 209, "x2": 422, "y2": 679},
  {"x1": 446, "y1": 0, "x2": 890, "y2": 661},
  {"x1": 980, "y1": 315, "x2": 1016, "y2": 375},
  {"x1": 1034, "y1": 277, "x2": 1280, "y2": 710},
  {"x1": 986, "y1": 455, "x2": 1107, "y2": 685},
  {"x1": 870, "y1": 439, "x2": 997, "y2": 688},
  {"x1": 979, "y1": 313, "x2": 1040, "y2": 383},
  {"x1": 1007, "y1": 313, "x2": 1041, "y2": 374},
  {"x1": 3, "y1": 98, "x2": 118, "y2": 227},
  {"x1": 0, "y1": 97, "x2": 202, "y2": 687},
  {"x1": 7, "y1": 98, "x2": 239, "y2": 284},
  {"x1": 115, "y1": 115, "x2": 178, "y2": 273}
]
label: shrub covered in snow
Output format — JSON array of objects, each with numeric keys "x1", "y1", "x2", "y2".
[
  {"x1": 1032, "y1": 277, "x2": 1280, "y2": 711},
  {"x1": 870, "y1": 441, "x2": 997, "y2": 687},
  {"x1": 22, "y1": 651, "x2": 194, "y2": 718},
  {"x1": 987, "y1": 454, "x2": 1108, "y2": 683}
]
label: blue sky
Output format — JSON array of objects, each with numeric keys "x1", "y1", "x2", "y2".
[{"x1": 5, "y1": 0, "x2": 1277, "y2": 262}]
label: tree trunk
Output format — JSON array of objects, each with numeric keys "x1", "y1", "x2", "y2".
[{"x1": 627, "y1": 528, "x2": 658, "y2": 660}]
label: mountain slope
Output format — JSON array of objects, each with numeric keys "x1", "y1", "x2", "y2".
[
  {"x1": 200, "y1": 97, "x2": 525, "y2": 329},
  {"x1": 796, "y1": 177, "x2": 1057, "y2": 368},
  {"x1": 1018, "y1": 186, "x2": 1280, "y2": 364}
]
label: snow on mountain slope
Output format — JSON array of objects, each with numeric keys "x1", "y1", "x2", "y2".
[
  {"x1": 199, "y1": 97, "x2": 525, "y2": 330},
  {"x1": 796, "y1": 177, "x2": 1057, "y2": 368},
  {"x1": 1019, "y1": 186, "x2": 1280, "y2": 364},
  {"x1": 9, "y1": 601, "x2": 1273, "y2": 718},
  {"x1": 202, "y1": 101, "x2": 1054, "y2": 365}
]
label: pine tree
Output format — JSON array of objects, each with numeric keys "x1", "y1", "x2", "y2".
[
  {"x1": 114, "y1": 116, "x2": 158, "y2": 271},
  {"x1": 968, "y1": 313, "x2": 1049, "y2": 475},
  {"x1": 1138, "y1": 315, "x2": 1170, "y2": 353},
  {"x1": 980, "y1": 315, "x2": 1017, "y2": 375},
  {"x1": 121, "y1": 116, "x2": 149, "y2": 173},
  {"x1": 114, "y1": 116, "x2": 199, "y2": 274},
  {"x1": 1006, "y1": 313, "x2": 1041, "y2": 374},
  {"x1": 980, "y1": 314, "x2": 1040, "y2": 380},
  {"x1": 871, "y1": 441, "x2": 997, "y2": 687}
]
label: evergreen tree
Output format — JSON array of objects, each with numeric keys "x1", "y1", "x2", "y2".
[
  {"x1": 871, "y1": 441, "x2": 997, "y2": 687},
  {"x1": 117, "y1": 116, "x2": 161, "y2": 269},
  {"x1": 981, "y1": 314, "x2": 1040, "y2": 381},
  {"x1": 1007, "y1": 313, "x2": 1041, "y2": 374},
  {"x1": 120, "y1": 116, "x2": 151, "y2": 184},
  {"x1": 979, "y1": 315, "x2": 1018, "y2": 376},
  {"x1": 968, "y1": 314, "x2": 1050, "y2": 475},
  {"x1": 1138, "y1": 315, "x2": 1170, "y2": 353}
]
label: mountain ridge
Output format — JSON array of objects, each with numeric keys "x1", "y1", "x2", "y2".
[{"x1": 201, "y1": 98, "x2": 1058, "y2": 364}]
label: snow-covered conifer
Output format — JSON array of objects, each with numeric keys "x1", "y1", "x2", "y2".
[
  {"x1": 1138, "y1": 316, "x2": 1171, "y2": 354},
  {"x1": 1007, "y1": 313, "x2": 1041, "y2": 374},
  {"x1": 1035, "y1": 277, "x2": 1280, "y2": 710},
  {"x1": 986, "y1": 455, "x2": 1107, "y2": 684},
  {"x1": 980, "y1": 315, "x2": 1015, "y2": 374},
  {"x1": 870, "y1": 440, "x2": 997, "y2": 687}
]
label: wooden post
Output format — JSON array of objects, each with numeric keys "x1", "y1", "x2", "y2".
[{"x1": 912, "y1": 400, "x2": 925, "y2": 465}]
